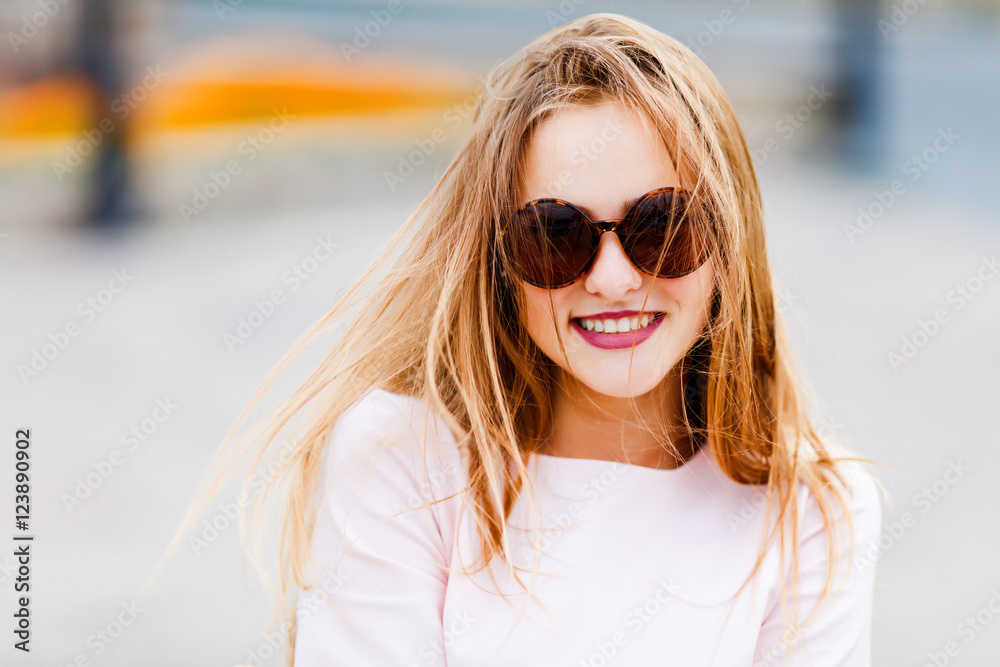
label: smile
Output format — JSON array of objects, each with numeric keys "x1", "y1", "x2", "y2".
[
  {"x1": 575, "y1": 312, "x2": 665, "y2": 333},
  {"x1": 570, "y1": 312, "x2": 666, "y2": 350}
]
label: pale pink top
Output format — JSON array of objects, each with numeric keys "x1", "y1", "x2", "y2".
[{"x1": 293, "y1": 388, "x2": 881, "y2": 666}]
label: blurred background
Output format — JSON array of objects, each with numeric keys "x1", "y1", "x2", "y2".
[{"x1": 1, "y1": 0, "x2": 998, "y2": 665}]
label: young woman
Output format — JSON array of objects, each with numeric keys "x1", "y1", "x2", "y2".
[{"x1": 186, "y1": 12, "x2": 882, "y2": 666}]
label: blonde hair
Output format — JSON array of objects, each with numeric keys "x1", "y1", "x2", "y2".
[{"x1": 164, "y1": 13, "x2": 875, "y2": 665}]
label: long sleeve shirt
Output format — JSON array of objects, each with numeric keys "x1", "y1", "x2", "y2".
[{"x1": 293, "y1": 387, "x2": 881, "y2": 666}]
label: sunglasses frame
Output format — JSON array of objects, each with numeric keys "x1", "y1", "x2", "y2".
[{"x1": 500, "y1": 186, "x2": 710, "y2": 289}]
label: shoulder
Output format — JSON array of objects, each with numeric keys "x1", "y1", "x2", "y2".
[
  {"x1": 321, "y1": 387, "x2": 469, "y2": 502},
  {"x1": 330, "y1": 387, "x2": 450, "y2": 446},
  {"x1": 795, "y1": 455, "x2": 884, "y2": 569},
  {"x1": 298, "y1": 389, "x2": 469, "y2": 639},
  {"x1": 753, "y1": 457, "x2": 882, "y2": 664},
  {"x1": 804, "y1": 457, "x2": 881, "y2": 523}
]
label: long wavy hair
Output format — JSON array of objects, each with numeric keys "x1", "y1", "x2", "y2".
[{"x1": 163, "y1": 13, "x2": 872, "y2": 665}]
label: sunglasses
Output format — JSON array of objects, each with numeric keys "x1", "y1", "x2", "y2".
[{"x1": 500, "y1": 186, "x2": 712, "y2": 289}]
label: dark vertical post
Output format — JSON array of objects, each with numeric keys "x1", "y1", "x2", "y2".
[
  {"x1": 831, "y1": 0, "x2": 883, "y2": 172},
  {"x1": 77, "y1": 0, "x2": 134, "y2": 230}
]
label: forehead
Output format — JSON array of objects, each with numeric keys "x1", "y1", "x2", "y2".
[{"x1": 519, "y1": 101, "x2": 680, "y2": 217}]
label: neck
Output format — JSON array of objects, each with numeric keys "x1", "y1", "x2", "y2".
[{"x1": 542, "y1": 365, "x2": 697, "y2": 470}]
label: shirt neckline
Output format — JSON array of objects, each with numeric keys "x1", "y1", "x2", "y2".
[{"x1": 530, "y1": 440, "x2": 710, "y2": 477}]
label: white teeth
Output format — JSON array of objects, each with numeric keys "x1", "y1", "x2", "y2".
[{"x1": 577, "y1": 313, "x2": 661, "y2": 334}]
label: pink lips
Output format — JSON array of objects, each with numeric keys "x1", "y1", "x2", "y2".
[{"x1": 570, "y1": 312, "x2": 665, "y2": 350}]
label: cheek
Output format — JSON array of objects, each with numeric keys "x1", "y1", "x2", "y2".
[
  {"x1": 687, "y1": 266, "x2": 716, "y2": 326},
  {"x1": 521, "y1": 284, "x2": 552, "y2": 339},
  {"x1": 520, "y1": 284, "x2": 565, "y2": 344},
  {"x1": 662, "y1": 262, "x2": 715, "y2": 321}
]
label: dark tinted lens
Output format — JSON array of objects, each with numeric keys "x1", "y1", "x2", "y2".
[
  {"x1": 619, "y1": 190, "x2": 709, "y2": 277},
  {"x1": 507, "y1": 201, "x2": 595, "y2": 287}
]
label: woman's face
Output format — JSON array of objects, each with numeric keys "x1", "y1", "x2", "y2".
[{"x1": 517, "y1": 100, "x2": 715, "y2": 398}]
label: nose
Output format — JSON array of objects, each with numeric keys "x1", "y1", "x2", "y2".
[{"x1": 582, "y1": 231, "x2": 643, "y2": 299}]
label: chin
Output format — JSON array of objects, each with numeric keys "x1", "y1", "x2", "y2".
[{"x1": 577, "y1": 373, "x2": 664, "y2": 399}]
